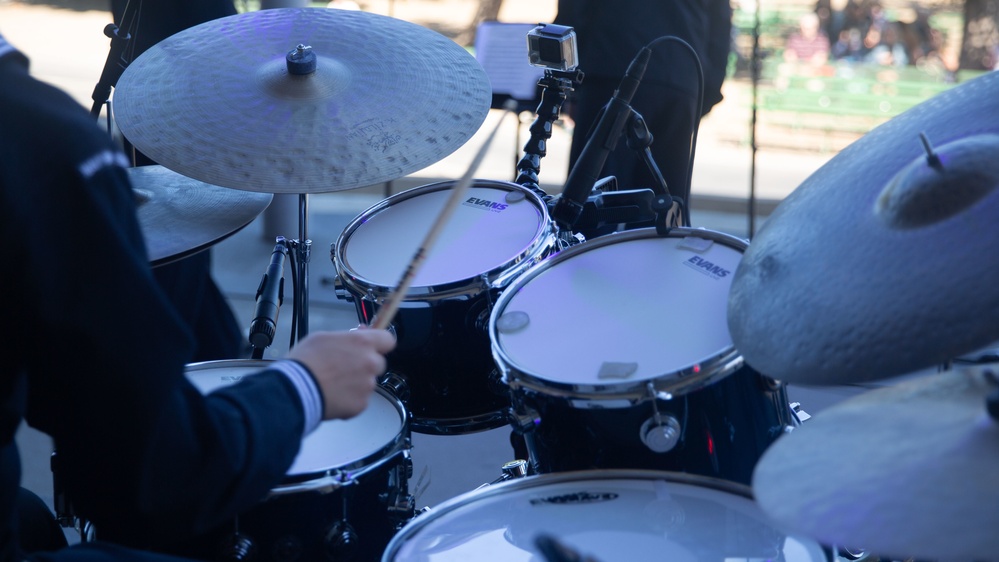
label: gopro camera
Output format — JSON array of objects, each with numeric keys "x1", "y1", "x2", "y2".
[{"x1": 527, "y1": 24, "x2": 578, "y2": 71}]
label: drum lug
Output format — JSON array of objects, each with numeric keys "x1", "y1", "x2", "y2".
[
  {"x1": 509, "y1": 406, "x2": 540, "y2": 434},
  {"x1": 379, "y1": 371, "x2": 411, "y2": 403},
  {"x1": 640, "y1": 414, "x2": 682, "y2": 453},
  {"x1": 487, "y1": 368, "x2": 508, "y2": 397},
  {"x1": 385, "y1": 493, "x2": 418, "y2": 525},
  {"x1": 323, "y1": 520, "x2": 359, "y2": 561},
  {"x1": 331, "y1": 275, "x2": 351, "y2": 301},
  {"x1": 217, "y1": 531, "x2": 258, "y2": 561},
  {"x1": 761, "y1": 375, "x2": 783, "y2": 391},
  {"x1": 789, "y1": 401, "x2": 812, "y2": 423},
  {"x1": 381, "y1": 450, "x2": 417, "y2": 527},
  {"x1": 501, "y1": 459, "x2": 530, "y2": 479}
]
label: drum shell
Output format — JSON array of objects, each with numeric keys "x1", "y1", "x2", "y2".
[
  {"x1": 490, "y1": 227, "x2": 796, "y2": 485},
  {"x1": 352, "y1": 291, "x2": 510, "y2": 434},
  {"x1": 165, "y1": 360, "x2": 414, "y2": 562},
  {"x1": 333, "y1": 180, "x2": 558, "y2": 435},
  {"x1": 516, "y1": 363, "x2": 793, "y2": 485}
]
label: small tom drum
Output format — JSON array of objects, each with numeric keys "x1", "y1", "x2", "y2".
[
  {"x1": 383, "y1": 470, "x2": 829, "y2": 561},
  {"x1": 175, "y1": 360, "x2": 414, "y2": 562},
  {"x1": 490, "y1": 228, "x2": 796, "y2": 485},
  {"x1": 333, "y1": 180, "x2": 558, "y2": 435}
]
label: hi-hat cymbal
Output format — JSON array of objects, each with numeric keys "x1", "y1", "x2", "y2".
[
  {"x1": 112, "y1": 7, "x2": 491, "y2": 194},
  {"x1": 752, "y1": 366, "x2": 999, "y2": 561},
  {"x1": 131, "y1": 165, "x2": 272, "y2": 266},
  {"x1": 728, "y1": 71, "x2": 999, "y2": 385}
]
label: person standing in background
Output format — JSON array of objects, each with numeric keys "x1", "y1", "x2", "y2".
[{"x1": 554, "y1": 0, "x2": 734, "y2": 211}]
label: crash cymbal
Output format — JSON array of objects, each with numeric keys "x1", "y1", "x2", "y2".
[
  {"x1": 752, "y1": 366, "x2": 999, "y2": 561},
  {"x1": 130, "y1": 165, "x2": 272, "y2": 266},
  {"x1": 728, "y1": 71, "x2": 999, "y2": 385},
  {"x1": 112, "y1": 7, "x2": 491, "y2": 194}
]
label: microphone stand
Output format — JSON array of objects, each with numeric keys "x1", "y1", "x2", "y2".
[
  {"x1": 91, "y1": 0, "x2": 141, "y2": 120},
  {"x1": 748, "y1": 0, "x2": 762, "y2": 238}
]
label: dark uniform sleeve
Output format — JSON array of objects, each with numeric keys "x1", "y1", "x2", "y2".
[{"x1": 1, "y1": 50, "x2": 304, "y2": 549}]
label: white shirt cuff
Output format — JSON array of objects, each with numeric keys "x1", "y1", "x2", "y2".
[{"x1": 268, "y1": 359, "x2": 323, "y2": 435}]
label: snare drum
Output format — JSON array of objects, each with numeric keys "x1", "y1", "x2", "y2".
[
  {"x1": 332, "y1": 180, "x2": 558, "y2": 435},
  {"x1": 490, "y1": 228, "x2": 796, "y2": 485},
  {"x1": 174, "y1": 360, "x2": 414, "y2": 562},
  {"x1": 383, "y1": 470, "x2": 829, "y2": 561}
]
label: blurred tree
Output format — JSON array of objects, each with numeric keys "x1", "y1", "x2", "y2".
[{"x1": 455, "y1": 0, "x2": 504, "y2": 46}]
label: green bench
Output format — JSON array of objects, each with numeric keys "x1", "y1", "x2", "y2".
[{"x1": 753, "y1": 62, "x2": 979, "y2": 150}]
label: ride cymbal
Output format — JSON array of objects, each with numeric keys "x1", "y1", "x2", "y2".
[
  {"x1": 752, "y1": 366, "x2": 999, "y2": 561},
  {"x1": 113, "y1": 8, "x2": 491, "y2": 194},
  {"x1": 131, "y1": 165, "x2": 272, "y2": 266},
  {"x1": 728, "y1": 71, "x2": 999, "y2": 385}
]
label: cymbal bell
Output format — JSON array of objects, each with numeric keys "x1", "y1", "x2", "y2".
[
  {"x1": 728, "y1": 71, "x2": 999, "y2": 385},
  {"x1": 130, "y1": 165, "x2": 272, "y2": 266},
  {"x1": 112, "y1": 7, "x2": 492, "y2": 194},
  {"x1": 752, "y1": 366, "x2": 999, "y2": 561}
]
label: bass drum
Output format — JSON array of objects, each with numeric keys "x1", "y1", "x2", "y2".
[
  {"x1": 333, "y1": 179, "x2": 558, "y2": 435},
  {"x1": 490, "y1": 227, "x2": 796, "y2": 485},
  {"x1": 173, "y1": 360, "x2": 415, "y2": 562},
  {"x1": 382, "y1": 469, "x2": 830, "y2": 561}
]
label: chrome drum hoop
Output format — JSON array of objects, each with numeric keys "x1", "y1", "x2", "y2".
[{"x1": 332, "y1": 179, "x2": 559, "y2": 303}]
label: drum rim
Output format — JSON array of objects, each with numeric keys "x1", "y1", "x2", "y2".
[
  {"x1": 489, "y1": 227, "x2": 749, "y2": 402},
  {"x1": 382, "y1": 468, "x2": 819, "y2": 560},
  {"x1": 332, "y1": 179, "x2": 558, "y2": 300},
  {"x1": 184, "y1": 359, "x2": 411, "y2": 488}
]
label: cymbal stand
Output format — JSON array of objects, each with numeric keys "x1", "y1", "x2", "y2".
[{"x1": 286, "y1": 194, "x2": 312, "y2": 344}]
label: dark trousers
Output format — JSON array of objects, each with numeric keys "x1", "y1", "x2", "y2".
[{"x1": 567, "y1": 77, "x2": 699, "y2": 205}]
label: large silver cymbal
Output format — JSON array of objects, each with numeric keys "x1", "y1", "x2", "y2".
[
  {"x1": 728, "y1": 71, "x2": 999, "y2": 385},
  {"x1": 752, "y1": 366, "x2": 999, "y2": 561},
  {"x1": 113, "y1": 7, "x2": 491, "y2": 194},
  {"x1": 131, "y1": 165, "x2": 272, "y2": 266}
]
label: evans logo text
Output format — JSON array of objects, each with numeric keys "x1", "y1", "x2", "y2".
[
  {"x1": 684, "y1": 256, "x2": 731, "y2": 280},
  {"x1": 463, "y1": 197, "x2": 508, "y2": 212}
]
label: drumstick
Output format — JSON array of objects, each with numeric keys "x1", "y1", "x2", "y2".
[{"x1": 371, "y1": 102, "x2": 518, "y2": 330}]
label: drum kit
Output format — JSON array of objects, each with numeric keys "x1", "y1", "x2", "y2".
[{"x1": 96, "y1": 4, "x2": 999, "y2": 562}]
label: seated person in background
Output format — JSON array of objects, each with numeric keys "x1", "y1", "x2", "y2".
[
  {"x1": 784, "y1": 12, "x2": 831, "y2": 67},
  {"x1": 866, "y1": 21, "x2": 909, "y2": 67}
]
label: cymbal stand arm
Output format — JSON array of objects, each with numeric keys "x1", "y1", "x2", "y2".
[{"x1": 515, "y1": 68, "x2": 583, "y2": 202}]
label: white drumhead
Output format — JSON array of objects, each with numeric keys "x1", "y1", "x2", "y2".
[
  {"x1": 494, "y1": 231, "x2": 744, "y2": 385},
  {"x1": 385, "y1": 471, "x2": 827, "y2": 561},
  {"x1": 185, "y1": 361, "x2": 404, "y2": 477},
  {"x1": 341, "y1": 184, "x2": 545, "y2": 287}
]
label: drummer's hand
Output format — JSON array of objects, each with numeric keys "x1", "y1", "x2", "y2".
[{"x1": 287, "y1": 328, "x2": 396, "y2": 420}]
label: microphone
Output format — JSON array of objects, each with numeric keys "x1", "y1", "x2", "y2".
[
  {"x1": 552, "y1": 45, "x2": 652, "y2": 229},
  {"x1": 249, "y1": 237, "x2": 288, "y2": 351}
]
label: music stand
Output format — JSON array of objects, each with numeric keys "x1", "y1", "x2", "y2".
[{"x1": 474, "y1": 22, "x2": 546, "y2": 178}]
